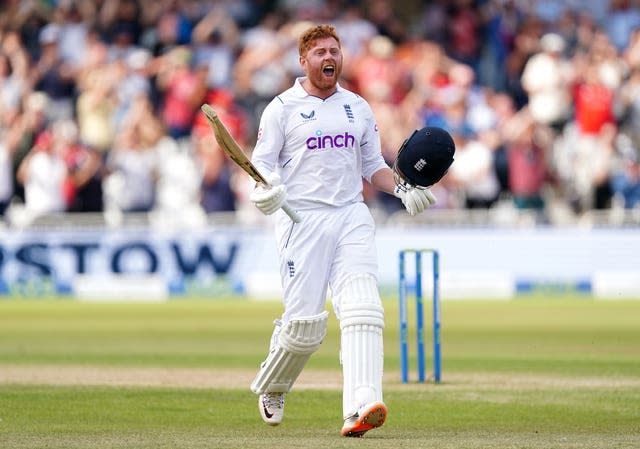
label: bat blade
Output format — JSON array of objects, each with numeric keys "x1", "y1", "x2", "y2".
[
  {"x1": 200, "y1": 104, "x2": 267, "y2": 185},
  {"x1": 200, "y1": 104, "x2": 301, "y2": 223}
]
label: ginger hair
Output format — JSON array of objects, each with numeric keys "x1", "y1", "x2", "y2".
[{"x1": 298, "y1": 24, "x2": 341, "y2": 56}]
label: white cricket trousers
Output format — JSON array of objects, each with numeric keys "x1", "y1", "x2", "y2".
[{"x1": 273, "y1": 202, "x2": 378, "y2": 323}]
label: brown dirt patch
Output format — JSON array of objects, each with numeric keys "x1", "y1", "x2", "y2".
[
  {"x1": 1, "y1": 365, "x2": 638, "y2": 391},
  {"x1": 0, "y1": 365, "x2": 342, "y2": 389}
]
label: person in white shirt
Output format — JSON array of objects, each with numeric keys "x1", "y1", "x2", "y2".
[
  {"x1": 247, "y1": 24, "x2": 437, "y2": 438},
  {"x1": 16, "y1": 130, "x2": 68, "y2": 219},
  {"x1": 520, "y1": 33, "x2": 573, "y2": 129}
]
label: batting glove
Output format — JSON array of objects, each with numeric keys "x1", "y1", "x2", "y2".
[
  {"x1": 394, "y1": 184, "x2": 437, "y2": 216},
  {"x1": 250, "y1": 172, "x2": 287, "y2": 216}
]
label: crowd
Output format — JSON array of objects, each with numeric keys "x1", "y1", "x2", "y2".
[{"x1": 1, "y1": 0, "x2": 640, "y2": 227}]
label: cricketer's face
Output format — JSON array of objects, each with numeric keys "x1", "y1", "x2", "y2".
[{"x1": 300, "y1": 37, "x2": 343, "y2": 93}]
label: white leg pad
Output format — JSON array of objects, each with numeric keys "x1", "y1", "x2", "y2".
[
  {"x1": 334, "y1": 274, "x2": 384, "y2": 418},
  {"x1": 251, "y1": 311, "x2": 329, "y2": 394}
]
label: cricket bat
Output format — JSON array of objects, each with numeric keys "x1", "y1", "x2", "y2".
[{"x1": 200, "y1": 104, "x2": 301, "y2": 223}]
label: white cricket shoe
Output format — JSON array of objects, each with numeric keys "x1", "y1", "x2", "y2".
[
  {"x1": 259, "y1": 393, "x2": 285, "y2": 426},
  {"x1": 340, "y1": 401, "x2": 387, "y2": 437}
]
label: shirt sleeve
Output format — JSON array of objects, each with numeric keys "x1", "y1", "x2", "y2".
[
  {"x1": 359, "y1": 102, "x2": 389, "y2": 183},
  {"x1": 251, "y1": 98, "x2": 285, "y2": 176}
]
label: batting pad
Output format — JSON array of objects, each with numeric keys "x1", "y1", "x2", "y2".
[
  {"x1": 251, "y1": 311, "x2": 329, "y2": 394},
  {"x1": 334, "y1": 274, "x2": 385, "y2": 418}
]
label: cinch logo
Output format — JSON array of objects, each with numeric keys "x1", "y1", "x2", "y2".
[{"x1": 306, "y1": 130, "x2": 356, "y2": 150}]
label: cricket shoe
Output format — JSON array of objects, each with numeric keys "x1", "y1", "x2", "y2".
[
  {"x1": 340, "y1": 401, "x2": 387, "y2": 437},
  {"x1": 259, "y1": 392, "x2": 285, "y2": 426}
]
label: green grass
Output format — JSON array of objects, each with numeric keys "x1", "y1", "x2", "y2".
[{"x1": 1, "y1": 297, "x2": 639, "y2": 448}]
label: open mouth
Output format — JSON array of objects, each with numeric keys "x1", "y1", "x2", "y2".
[{"x1": 322, "y1": 65, "x2": 335, "y2": 77}]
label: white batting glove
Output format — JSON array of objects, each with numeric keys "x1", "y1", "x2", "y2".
[
  {"x1": 394, "y1": 184, "x2": 437, "y2": 216},
  {"x1": 250, "y1": 172, "x2": 287, "y2": 216}
]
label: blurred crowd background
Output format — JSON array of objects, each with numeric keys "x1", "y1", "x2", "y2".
[{"x1": 1, "y1": 0, "x2": 640, "y2": 228}]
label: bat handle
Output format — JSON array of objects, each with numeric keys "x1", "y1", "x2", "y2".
[{"x1": 281, "y1": 201, "x2": 301, "y2": 223}]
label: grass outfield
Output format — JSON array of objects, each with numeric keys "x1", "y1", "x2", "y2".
[{"x1": 0, "y1": 297, "x2": 639, "y2": 448}]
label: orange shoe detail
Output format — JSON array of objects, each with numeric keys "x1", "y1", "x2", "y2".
[{"x1": 340, "y1": 402, "x2": 387, "y2": 437}]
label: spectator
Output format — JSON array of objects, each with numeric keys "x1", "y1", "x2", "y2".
[
  {"x1": 334, "y1": 4, "x2": 379, "y2": 60},
  {"x1": 0, "y1": 34, "x2": 28, "y2": 213},
  {"x1": 573, "y1": 64, "x2": 615, "y2": 137},
  {"x1": 193, "y1": 131, "x2": 236, "y2": 214},
  {"x1": 415, "y1": 0, "x2": 449, "y2": 46},
  {"x1": 503, "y1": 111, "x2": 550, "y2": 211},
  {"x1": 15, "y1": 127, "x2": 68, "y2": 219},
  {"x1": 192, "y1": 89, "x2": 249, "y2": 214},
  {"x1": 610, "y1": 135, "x2": 640, "y2": 209},
  {"x1": 620, "y1": 31, "x2": 640, "y2": 147},
  {"x1": 155, "y1": 46, "x2": 207, "y2": 140},
  {"x1": 521, "y1": 32, "x2": 574, "y2": 132},
  {"x1": 152, "y1": 132, "x2": 207, "y2": 229},
  {"x1": 424, "y1": 84, "x2": 475, "y2": 138},
  {"x1": 103, "y1": 94, "x2": 161, "y2": 214},
  {"x1": 622, "y1": 28, "x2": 640, "y2": 70},
  {"x1": 448, "y1": 130, "x2": 501, "y2": 209},
  {"x1": 0, "y1": 31, "x2": 30, "y2": 121},
  {"x1": 490, "y1": 92, "x2": 519, "y2": 196},
  {"x1": 114, "y1": 49, "x2": 153, "y2": 128},
  {"x1": 478, "y1": 0, "x2": 525, "y2": 91},
  {"x1": 603, "y1": 0, "x2": 640, "y2": 53},
  {"x1": 572, "y1": 11, "x2": 598, "y2": 57},
  {"x1": 351, "y1": 35, "x2": 408, "y2": 106},
  {"x1": 233, "y1": 12, "x2": 291, "y2": 127},
  {"x1": 447, "y1": 62, "x2": 491, "y2": 134},
  {"x1": 74, "y1": 29, "x2": 111, "y2": 88},
  {"x1": 502, "y1": 15, "x2": 541, "y2": 109},
  {"x1": 29, "y1": 24, "x2": 76, "y2": 121},
  {"x1": 57, "y1": 119, "x2": 104, "y2": 213},
  {"x1": 98, "y1": 0, "x2": 143, "y2": 53},
  {"x1": 53, "y1": 2, "x2": 92, "y2": 68},
  {"x1": 619, "y1": 66, "x2": 640, "y2": 150},
  {"x1": 3, "y1": 1, "x2": 49, "y2": 60},
  {"x1": 75, "y1": 62, "x2": 118, "y2": 155},
  {"x1": 5, "y1": 92, "x2": 50, "y2": 204},
  {"x1": 400, "y1": 40, "x2": 450, "y2": 120},
  {"x1": 367, "y1": 0, "x2": 408, "y2": 44},
  {"x1": 191, "y1": 5, "x2": 240, "y2": 91},
  {"x1": 444, "y1": 0, "x2": 482, "y2": 73}
]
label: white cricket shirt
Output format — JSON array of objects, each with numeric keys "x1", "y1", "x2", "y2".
[{"x1": 251, "y1": 77, "x2": 388, "y2": 211}]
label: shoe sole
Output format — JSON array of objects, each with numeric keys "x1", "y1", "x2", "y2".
[{"x1": 341, "y1": 402, "x2": 387, "y2": 437}]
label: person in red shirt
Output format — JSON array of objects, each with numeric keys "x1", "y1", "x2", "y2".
[
  {"x1": 573, "y1": 65, "x2": 615, "y2": 135},
  {"x1": 156, "y1": 46, "x2": 207, "y2": 139}
]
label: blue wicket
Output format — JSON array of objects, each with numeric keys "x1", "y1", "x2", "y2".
[{"x1": 398, "y1": 249, "x2": 442, "y2": 383}]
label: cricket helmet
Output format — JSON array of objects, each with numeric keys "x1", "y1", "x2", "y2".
[{"x1": 393, "y1": 126, "x2": 455, "y2": 188}]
